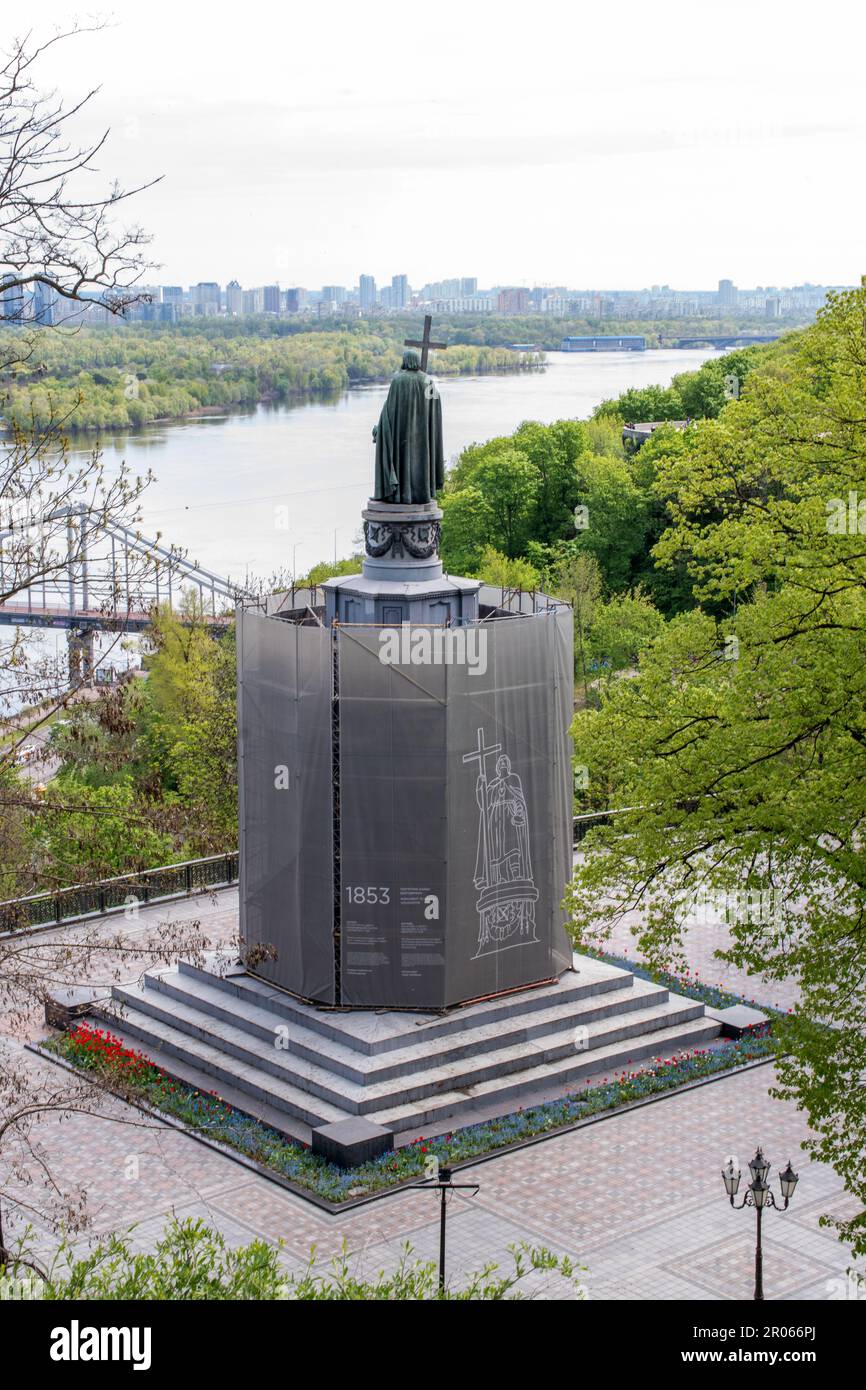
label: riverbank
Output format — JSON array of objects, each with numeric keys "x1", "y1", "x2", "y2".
[
  {"x1": 0, "y1": 323, "x2": 545, "y2": 433},
  {"x1": 48, "y1": 348, "x2": 718, "y2": 584}
]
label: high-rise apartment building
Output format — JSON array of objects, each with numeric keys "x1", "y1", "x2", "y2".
[
  {"x1": 0, "y1": 280, "x2": 27, "y2": 322},
  {"x1": 391, "y1": 273, "x2": 409, "y2": 309},
  {"x1": 717, "y1": 278, "x2": 736, "y2": 307},
  {"x1": 496, "y1": 287, "x2": 530, "y2": 314},
  {"x1": 31, "y1": 281, "x2": 60, "y2": 325},
  {"x1": 262, "y1": 284, "x2": 281, "y2": 313},
  {"x1": 225, "y1": 280, "x2": 243, "y2": 315},
  {"x1": 359, "y1": 274, "x2": 377, "y2": 310},
  {"x1": 191, "y1": 282, "x2": 221, "y2": 314},
  {"x1": 433, "y1": 296, "x2": 493, "y2": 314}
]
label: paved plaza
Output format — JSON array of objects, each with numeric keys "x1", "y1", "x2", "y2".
[{"x1": 4, "y1": 888, "x2": 862, "y2": 1300}]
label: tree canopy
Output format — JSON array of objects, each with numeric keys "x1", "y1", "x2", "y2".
[{"x1": 567, "y1": 281, "x2": 866, "y2": 1253}]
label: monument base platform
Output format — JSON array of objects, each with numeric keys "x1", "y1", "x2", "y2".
[{"x1": 88, "y1": 954, "x2": 722, "y2": 1153}]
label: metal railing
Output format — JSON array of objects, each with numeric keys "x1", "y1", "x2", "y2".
[
  {"x1": 0, "y1": 808, "x2": 626, "y2": 934},
  {"x1": 0, "y1": 852, "x2": 239, "y2": 934},
  {"x1": 573, "y1": 807, "x2": 640, "y2": 843}
]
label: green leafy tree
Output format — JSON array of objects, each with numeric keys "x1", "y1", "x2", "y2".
[
  {"x1": 572, "y1": 452, "x2": 648, "y2": 591},
  {"x1": 512, "y1": 419, "x2": 587, "y2": 543},
  {"x1": 476, "y1": 545, "x2": 540, "y2": 590},
  {"x1": 29, "y1": 781, "x2": 175, "y2": 883},
  {"x1": 551, "y1": 548, "x2": 602, "y2": 704},
  {"x1": 567, "y1": 282, "x2": 866, "y2": 1254},
  {"x1": 676, "y1": 347, "x2": 763, "y2": 418},
  {"x1": 587, "y1": 588, "x2": 666, "y2": 681},
  {"x1": 439, "y1": 485, "x2": 489, "y2": 573},
  {"x1": 137, "y1": 596, "x2": 237, "y2": 853},
  {"x1": 443, "y1": 419, "x2": 646, "y2": 590},
  {"x1": 625, "y1": 425, "x2": 698, "y2": 615},
  {"x1": 595, "y1": 382, "x2": 683, "y2": 423},
  {"x1": 300, "y1": 555, "x2": 364, "y2": 585},
  {"x1": 446, "y1": 443, "x2": 539, "y2": 558}
]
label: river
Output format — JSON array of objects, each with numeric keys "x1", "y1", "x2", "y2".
[
  {"x1": 67, "y1": 347, "x2": 717, "y2": 583},
  {"x1": 5, "y1": 346, "x2": 717, "y2": 704}
]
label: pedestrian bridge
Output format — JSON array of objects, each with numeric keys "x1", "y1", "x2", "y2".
[{"x1": 0, "y1": 504, "x2": 248, "y2": 675}]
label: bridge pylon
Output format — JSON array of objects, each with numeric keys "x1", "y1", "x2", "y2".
[{"x1": 68, "y1": 627, "x2": 95, "y2": 685}]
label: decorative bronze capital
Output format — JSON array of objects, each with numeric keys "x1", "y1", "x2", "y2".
[{"x1": 363, "y1": 517, "x2": 441, "y2": 561}]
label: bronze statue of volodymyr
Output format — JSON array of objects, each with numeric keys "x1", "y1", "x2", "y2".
[{"x1": 372, "y1": 348, "x2": 444, "y2": 505}]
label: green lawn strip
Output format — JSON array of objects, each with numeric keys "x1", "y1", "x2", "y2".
[{"x1": 43, "y1": 1018, "x2": 775, "y2": 1203}]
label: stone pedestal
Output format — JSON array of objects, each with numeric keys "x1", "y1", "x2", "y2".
[
  {"x1": 323, "y1": 498, "x2": 480, "y2": 627},
  {"x1": 90, "y1": 954, "x2": 722, "y2": 1148},
  {"x1": 362, "y1": 499, "x2": 443, "y2": 583}
]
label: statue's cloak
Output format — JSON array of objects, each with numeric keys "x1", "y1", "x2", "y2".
[{"x1": 373, "y1": 350, "x2": 445, "y2": 504}]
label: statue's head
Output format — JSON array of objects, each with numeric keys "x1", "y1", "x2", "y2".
[
  {"x1": 401, "y1": 349, "x2": 421, "y2": 371},
  {"x1": 495, "y1": 754, "x2": 511, "y2": 777}
]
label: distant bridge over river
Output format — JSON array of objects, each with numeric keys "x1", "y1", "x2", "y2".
[
  {"x1": 0, "y1": 505, "x2": 248, "y2": 679},
  {"x1": 663, "y1": 334, "x2": 782, "y2": 350}
]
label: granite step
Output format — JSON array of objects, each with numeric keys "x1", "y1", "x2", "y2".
[
  {"x1": 372, "y1": 1015, "x2": 723, "y2": 1131},
  {"x1": 142, "y1": 966, "x2": 670, "y2": 1083},
  {"x1": 92, "y1": 1000, "x2": 347, "y2": 1130},
  {"x1": 175, "y1": 955, "x2": 634, "y2": 1054},
  {"x1": 92, "y1": 995, "x2": 721, "y2": 1135},
  {"x1": 84, "y1": 1021, "x2": 317, "y2": 1146},
  {"x1": 99, "y1": 980, "x2": 711, "y2": 1117}
]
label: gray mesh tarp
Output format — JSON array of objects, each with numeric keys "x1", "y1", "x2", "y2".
[
  {"x1": 237, "y1": 611, "x2": 334, "y2": 1001},
  {"x1": 336, "y1": 613, "x2": 572, "y2": 1007},
  {"x1": 238, "y1": 604, "x2": 573, "y2": 1008},
  {"x1": 337, "y1": 626, "x2": 448, "y2": 1007},
  {"x1": 444, "y1": 610, "x2": 573, "y2": 1004}
]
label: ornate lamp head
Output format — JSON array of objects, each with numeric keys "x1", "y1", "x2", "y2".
[
  {"x1": 749, "y1": 1147, "x2": 771, "y2": 1186},
  {"x1": 721, "y1": 1156, "x2": 741, "y2": 1197}
]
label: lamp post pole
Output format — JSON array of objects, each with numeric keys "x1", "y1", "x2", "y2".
[
  {"x1": 411, "y1": 1164, "x2": 480, "y2": 1292},
  {"x1": 721, "y1": 1146, "x2": 799, "y2": 1301}
]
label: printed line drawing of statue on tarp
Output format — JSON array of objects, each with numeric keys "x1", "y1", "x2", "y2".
[{"x1": 462, "y1": 727, "x2": 540, "y2": 959}]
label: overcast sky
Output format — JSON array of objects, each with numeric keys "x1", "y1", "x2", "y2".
[{"x1": 23, "y1": 1, "x2": 866, "y2": 291}]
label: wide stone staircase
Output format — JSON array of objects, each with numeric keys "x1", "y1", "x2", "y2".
[{"x1": 90, "y1": 953, "x2": 722, "y2": 1145}]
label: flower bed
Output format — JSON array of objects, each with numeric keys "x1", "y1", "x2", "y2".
[
  {"x1": 45, "y1": 1020, "x2": 775, "y2": 1204},
  {"x1": 577, "y1": 946, "x2": 785, "y2": 1016}
]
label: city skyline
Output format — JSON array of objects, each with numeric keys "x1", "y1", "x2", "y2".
[
  {"x1": 13, "y1": 272, "x2": 839, "y2": 328},
  {"x1": 24, "y1": 0, "x2": 866, "y2": 290},
  {"x1": 135, "y1": 273, "x2": 848, "y2": 297}
]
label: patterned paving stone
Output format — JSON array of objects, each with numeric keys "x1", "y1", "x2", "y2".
[
  {"x1": 663, "y1": 1231, "x2": 838, "y2": 1302},
  {"x1": 4, "y1": 887, "x2": 861, "y2": 1299}
]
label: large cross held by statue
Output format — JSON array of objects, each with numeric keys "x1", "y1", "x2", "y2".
[
  {"x1": 404, "y1": 314, "x2": 447, "y2": 372},
  {"x1": 462, "y1": 727, "x2": 502, "y2": 778}
]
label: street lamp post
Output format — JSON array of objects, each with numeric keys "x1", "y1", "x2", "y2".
[
  {"x1": 410, "y1": 1165, "x2": 480, "y2": 1292},
  {"x1": 721, "y1": 1146, "x2": 799, "y2": 1300}
]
